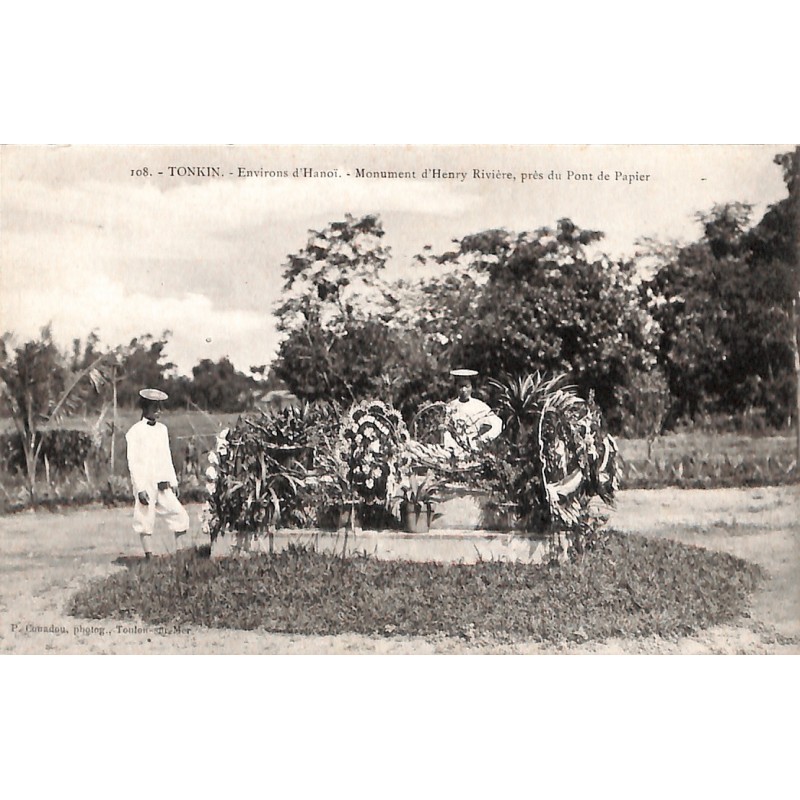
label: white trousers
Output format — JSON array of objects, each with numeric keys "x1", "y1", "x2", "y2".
[{"x1": 132, "y1": 488, "x2": 190, "y2": 535}]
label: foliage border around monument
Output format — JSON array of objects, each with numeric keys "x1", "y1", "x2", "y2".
[{"x1": 200, "y1": 371, "x2": 621, "y2": 558}]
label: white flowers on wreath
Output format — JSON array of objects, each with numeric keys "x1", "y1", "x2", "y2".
[
  {"x1": 336, "y1": 399, "x2": 411, "y2": 504},
  {"x1": 200, "y1": 427, "x2": 231, "y2": 533}
]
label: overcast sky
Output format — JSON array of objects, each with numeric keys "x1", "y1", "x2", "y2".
[{"x1": 1, "y1": 144, "x2": 790, "y2": 376}]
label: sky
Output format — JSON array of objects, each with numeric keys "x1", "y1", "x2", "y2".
[{"x1": 1, "y1": 144, "x2": 791, "y2": 376}]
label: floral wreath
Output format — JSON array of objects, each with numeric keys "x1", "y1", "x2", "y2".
[
  {"x1": 336, "y1": 400, "x2": 412, "y2": 504},
  {"x1": 199, "y1": 427, "x2": 230, "y2": 536},
  {"x1": 538, "y1": 393, "x2": 618, "y2": 526}
]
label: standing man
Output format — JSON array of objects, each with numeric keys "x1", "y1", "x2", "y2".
[
  {"x1": 125, "y1": 388, "x2": 190, "y2": 559},
  {"x1": 443, "y1": 369, "x2": 503, "y2": 454}
]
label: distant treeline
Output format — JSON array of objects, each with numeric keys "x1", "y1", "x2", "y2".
[
  {"x1": 268, "y1": 152, "x2": 799, "y2": 438},
  {"x1": 0, "y1": 330, "x2": 286, "y2": 416}
]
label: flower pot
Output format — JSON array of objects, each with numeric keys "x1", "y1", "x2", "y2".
[{"x1": 401, "y1": 501, "x2": 430, "y2": 534}]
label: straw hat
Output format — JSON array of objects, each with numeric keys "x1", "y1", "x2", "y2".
[
  {"x1": 139, "y1": 388, "x2": 169, "y2": 401},
  {"x1": 449, "y1": 369, "x2": 478, "y2": 378}
]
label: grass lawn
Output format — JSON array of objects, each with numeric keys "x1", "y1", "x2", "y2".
[
  {"x1": 3, "y1": 487, "x2": 795, "y2": 654},
  {"x1": 68, "y1": 532, "x2": 764, "y2": 644},
  {"x1": 617, "y1": 431, "x2": 796, "y2": 462}
]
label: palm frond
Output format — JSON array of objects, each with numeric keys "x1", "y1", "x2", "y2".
[
  {"x1": 543, "y1": 389, "x2": 584, "y2": 415},
  {"x1": 488, "y1": 371, "x2": 578, "y2": 440},
  {"x1": 47, "y1": 353, "x2": 110, "y2": 426}
]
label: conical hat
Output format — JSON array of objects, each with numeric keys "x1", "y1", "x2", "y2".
[{"x1": 139, "y1": 388, "x2": 168, "y2": 401}]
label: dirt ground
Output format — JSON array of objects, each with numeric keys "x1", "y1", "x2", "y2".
[{"x1": 1, "y1": 486, "x2": 798, "y2": 655}]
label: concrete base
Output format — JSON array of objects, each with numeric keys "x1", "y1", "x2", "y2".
[
  {"x1": 210, "y1": 528, "x2": 566, "y2": 565},
  {"x1": 430, "y1": 487, "x2": 516, "y2": 531},
  {"x1": 209, "y1": 493, "x2": 566, "y2": 564}
]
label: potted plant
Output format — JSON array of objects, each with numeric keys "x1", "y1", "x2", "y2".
[
  {"x1": 394, "y1": 475, "x2": 442, "y2": 533},
  {"x1": 311, "y1": 449, "x2": 362, "y2": 533}
]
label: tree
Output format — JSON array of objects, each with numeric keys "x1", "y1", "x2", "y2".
[
  {"x1": 275, "y1": 213, "x2": 395, "y2": 337},
  {"x1": 643, "y1": 207, "x2": 748, "y2": 423},
  {"x1": 387, "y1": 250, "x2": 490, "y2": 402},
  {"x1": 404, "y1": 220, "x2": 662, "y2": 432},
  {"x1": 644, "y1": 195, "x2": 797, "y2": 429},
  {"x1": 274, "y1": 214, "x2": 437, "y2": 414},
  {"x1": 771, "y1": 147, "x2": 800, "y2": 458},
  {"x1": 114, "y1": 331, "x2": 177, "y2": 408},
  {"x1": 190, "y1": 357, "x2": 258, "y2": 412},
  {"x1": 0, "y1": 326, "x2": 107, "y2": 500},
  {"x1": 249, "y1": 364, "x2": 293, "y2": 395}
]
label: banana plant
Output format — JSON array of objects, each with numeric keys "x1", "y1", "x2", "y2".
[{"x1": 0, "y1": 328, "x2": 109, "y2": 501}]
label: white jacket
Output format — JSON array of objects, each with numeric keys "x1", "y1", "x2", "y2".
[
  {"x1": 125, "y1": 419, "x2": 179, "y2": 496},
  {"x1": 444, "y1": 397, "x2": 503, "y2": 451}
]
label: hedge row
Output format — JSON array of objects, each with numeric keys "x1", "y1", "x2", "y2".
[{"x1": 0, "y1": 429, "x2": 96, "y2": 473}]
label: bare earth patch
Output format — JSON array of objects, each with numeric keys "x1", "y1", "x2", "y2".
[{"x1": 1, "y1": 486, "x2": 797, "y2": 654}]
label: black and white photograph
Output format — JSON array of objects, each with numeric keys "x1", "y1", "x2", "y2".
[{"x1": 1, "y1": 143, "x2": 798, "y2": 656}]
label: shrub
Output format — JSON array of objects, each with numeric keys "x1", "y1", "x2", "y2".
[
  {"x1": 612, "y1": 367, "x2": 671, "y2": 442},
  {"x1": 204, "y1": 421, "x2": 312, "y2": 540},
  {"x1": 202, "y1": 398, "x2": 421, "y2": 539},
  {"x1": 245, "y1": 402, "x2": 333, "y2": 453},
  {"x1": 202, "y1": 402, "x2": 347, "y2": 537},
  {"x1": 0, "y1": 429, "x2": 96, "y2": 474}
]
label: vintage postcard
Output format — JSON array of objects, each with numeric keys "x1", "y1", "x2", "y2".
[{"x1": 1, "y1": 143, "x2": 797, "y2": 655}]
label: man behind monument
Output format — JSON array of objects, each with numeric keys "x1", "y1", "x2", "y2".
[{"x1": 443, "y1": 369, "x2": 503, "y2": 454}]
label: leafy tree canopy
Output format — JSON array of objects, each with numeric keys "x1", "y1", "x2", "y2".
[
  {"x1": 643, "y1": 198, "x2": 796, "y2": 426},
  {"x1": 275, "y1": 213, "x2": 396, "y2": 336},
  {"x1": 393, "y1": 220, "x2": 661, "y2": 430}
]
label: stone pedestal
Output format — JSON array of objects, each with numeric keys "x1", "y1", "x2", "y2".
[
  {"x1": 208, "y1": 492, "x2": 568, "y2": 564},
  {"x1": 431, "y1": 488, "x2": 517, "y2": 531},
  {"x1": 210, "y1": 527, "x2": 567, "y2": 565}
]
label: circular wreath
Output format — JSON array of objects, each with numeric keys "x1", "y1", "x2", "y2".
[{"x1": 336, "y1": 400, "x2": 411, "y2": 504}]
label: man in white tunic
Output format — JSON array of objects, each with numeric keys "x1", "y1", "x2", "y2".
[
  {"x1": 443, "y1": 369, "x2": 503, "y2": 454},
  {"x1": 125, "y1": 389, "x2": 189, "y2": 558}
]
